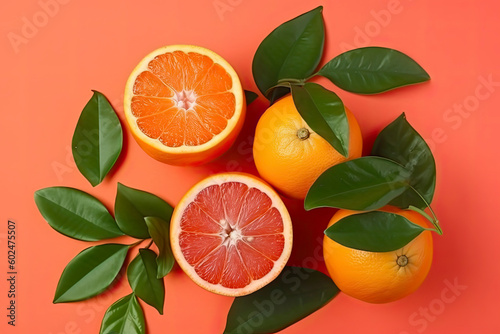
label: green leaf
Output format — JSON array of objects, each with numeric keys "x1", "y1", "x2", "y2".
[
  {"x1": 224, "y1": 266, "x2": 338, "y2": 334},
  {"x1": 372, "y1": 113, "x2": 436, "y2": 209},
  {"x1": 325, "y1": 211, "x2": 426, "y2": 252},
  {"x1": 318, "y1": 47, "x2": 430, "y2": 94},
  {"x1": 72, "y1": 90, "x2": 123, "y2": 186},
  {"x1": 269, "y1": 86, "x2": 291, "y2": 105},
  {"x1": 244, "y1": 90, "x2": 258, "y2": 105},
  {"x1": 291, "y1": 83, "x2": 349, "y2": 157},
  {"x1": 127, "y1": 249, "x2": 165, "y2": 315},
  {"x1": 114, "y1": 183, "x2": 174, "y2": 239},
  {"x1": 252, "y1": 6, "x2": 324, "y2": 99},
  {"x1": 305, "y1": 157, "x2": 411, "y2": 211},
  {"x1": 145, "y1": 217, "x2": 175, "y2": 278},
  {"x1": 100, "y1": 293, "x2": 145, "y2": 334},
  {"x1": 34, "y1": 187, "x2": 124, "y2": 241},
  {"x1": 54, "y1": 244, "x2": 128, "y2": 303}
]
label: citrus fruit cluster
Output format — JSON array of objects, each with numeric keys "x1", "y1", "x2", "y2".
[
  {"x1": 35, "y1": 6, "x2": 442, "y2": 334},
  {"x1": 123, "y1": 41, "x2": 439, "y2": 307},
  {"x1": 123, "y1": 45, "x2": 295, "y2": 296}
]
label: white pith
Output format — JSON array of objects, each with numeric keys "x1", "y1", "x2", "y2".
[
  {"x1": 219, "y1": 219, "x2": 244, "y2": 247},
  {"x1": 170, "y1": 173, "x2": 293, "y2": 297},
  {"x1": 173, "y1": 89, "x2": 197, "y2": 110}
]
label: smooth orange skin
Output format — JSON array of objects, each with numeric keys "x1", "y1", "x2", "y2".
[
  {"x1": 131, "y1": 101, "x2": 246, "y2": 166},
  {"x1": 323, "y1": 207, "x2": 434, "y2": 304},
  {"x1": 253, "y1": 95, "x2": 363, "y2": 200}
]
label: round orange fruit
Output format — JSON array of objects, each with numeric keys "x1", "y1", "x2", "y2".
[
  {"x1": 253, "y1": 95, "x2": 362, "y2": 200},
  {"x1": 124, "y1": 45, "x2": 246, "y2": 166},
  {"x1": 170, "y1": 172, "x2": 293, "y2": 296},
  {"x1": 323, "y1": 207, "x2": 433, "y2": 303}
]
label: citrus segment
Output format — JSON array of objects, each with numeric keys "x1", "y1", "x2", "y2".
[
  {"x1": 124, "y1": 45, "x2": 245, "y2": 165},
  {"x1": 241, "y1": 208, "x2": 284, "y2": 235},
  {"x1": 237, "y1": 241, "x2": 274, "y2": 280},
  {"x1": 221, "y1": 182, "x2": 249, "y2": 223},
  {"x1": 244, "y1": 234, "x2": 285, "y2": 261},
  {"x1": 133, "y1": 71, "x2": 174, "y2": 97},
  {"x1": 220, "y1": 245, "x2": 252, "y2": 289},
  {"x1": 194, "y1": 245, "x2": 227, "y2": 285},
  {"x1": 180, "y1": 203, "x2": 223, "y2": 234},
  {"x1": 179, "y1": 232, "x2": 223, "y2": 266},
  {"x1": 171, "y1": 173, "x2": 293, "y2": 296}
]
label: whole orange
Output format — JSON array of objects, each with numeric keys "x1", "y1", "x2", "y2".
[
  {"x1": 253, "y1": 95, "x2": 362, "y2": 200},
  {"x1": 323, "y1": 207, "x2": 433, "y2": 303}
]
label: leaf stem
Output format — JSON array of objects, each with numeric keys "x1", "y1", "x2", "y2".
[
  {"x1": 408, "y1": 205, "x2": 442, "y2": 235},
  {"x1": 407, "y1": 186, "x2": 442, "y2": 235},
  {"x1": 128, "y1": 239, "x2": 147, "y2": 248},
  {"x1": 408, "y1": 205, "x2": 433, "y2": 224},
  {"x1": 407, "y1": 203, "x2": 442, "y2": 236},
  {"x1": 277, "y1": 78, "x2": 305, "y2": 84},
  {"x1": 264, "y1": 83, "x2": 291, "y2": 97},
  {"x1": 266, "y1": 77, "x2": 319, "y2": 97},
  {"x1": 427, "y1": 205, "x2": 443, "y2": 235},
  {"x1": 303, "y1": 72, "x2": 319, "y2": 82}
]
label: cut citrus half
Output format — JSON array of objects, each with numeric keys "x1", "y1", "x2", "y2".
[
  {"x1": 170, "y1": 173, "x2": 293, "y2": 296},
  {"x1": 124, "y1": 45, "x2": 246, "y2": 166}
]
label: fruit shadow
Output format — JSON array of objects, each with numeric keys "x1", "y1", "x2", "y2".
[
  {"x1": 202, "y1": 96, "x2": 267, "y2": 175},
  {"x1": 282, "y1": 197, "x2": 335, "y2": 275}
]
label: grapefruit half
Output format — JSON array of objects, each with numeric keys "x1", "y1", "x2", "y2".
[{"x1": 170, "y1": 173, "x2": 293, "y2": 296}]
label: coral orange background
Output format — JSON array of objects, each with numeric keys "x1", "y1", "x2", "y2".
[{"x1": 1, "y1": 0, "x2": 500, "y2": 333}]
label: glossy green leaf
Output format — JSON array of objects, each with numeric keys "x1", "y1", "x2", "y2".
[
  {"x1": 224, "y1": 266, "x2": 338, "y2": 334},
  {"x1": 34, "y1": 187, "x2": 124, "y2": 241},
  {"x1": 372, "y1": 113, "x2": 436, "y2": 209},
  {"x1": 244, "y1": 90, "x2": 258, "y2": 105},
  {"x1": 291, "y1": 83, "x2": 349, "y2": 157},
  {"x1": 318, "y1": 47, "x2": 430, "y2": 94},
  {"x1": 72, "y1": 90, "x2": 123, "y2": 186},
  {"x1": 54, "y1": 244, "x2": 128, "y2": 303},
  {"x1": 325, "y1": 211, "x2": 426, "y2": 252},
  {"x1": 252, "y1": 6, "x2": 324, "y2": 99},
  {"x1": 114, "y1": 183, "x2": 174, "y2": 239},
  {"x1": 269, "y1": 86, "x2": 291, "y2": 105},
  {"x1": 127, "y1": 249, "x2": 165, "y2": 315},
  {"x1": 305, "y1": 157, "x2": 411, "y2": 211},
  {"x1": 100, "y1": 293, "x2": 145, "y2": 334},
  {"x1": 145, "y1": 217, "x2": 175, "y2": 278}
]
